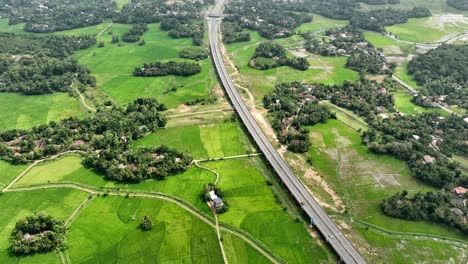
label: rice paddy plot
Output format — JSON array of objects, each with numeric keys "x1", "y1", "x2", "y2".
[
  {"x1": 307, "y1": 118, "x2": 468, "y2": 241},
  {"x1": 222, "y1": 231, "x2": 272, "y2": 264},
  {"x1": 386, "y1": 16, "x2": 467, "y2": 43},
  {"x1": 14, "y1": 154, "x2": 215, "y2": 210},
  {"x1": 133, "y1": 121, "x2": 252, "y2": 159},
  {"x1": 0, "y1": 160, "x2": 27, "y2": 188},
  {"x1": 67, "y1": 196, "x2": 224, "y2": 263},
  {"x1": 72, "y1": 23, "x2": 217, "y2": 108},
  {"x1": 0, "y1": 188, "x2": 89, "y2": 263},
  {"x1": 356, "y1": 226, "x2": 468, "y2": 264},
  {"x1": 0, "y1": 93, "x2": 88, "y2": 131},
  {"x1": 205, "y1": 158, "x2": 336, "y2": 263}
]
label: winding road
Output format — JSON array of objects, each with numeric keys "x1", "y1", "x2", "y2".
[{"x1": 208, "y1": 1, "x2": 366, "y2": 263}]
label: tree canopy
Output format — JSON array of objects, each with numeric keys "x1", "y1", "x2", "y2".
[
  {"x1": 9, "y1": 214, "x2": 66, "y2": 256},
  {"x1": 133, "y1": 61, "x2": 202, "y2": 77},
  {"x1": 408, "y1": 44, "x2": 468, "y2": 109}
]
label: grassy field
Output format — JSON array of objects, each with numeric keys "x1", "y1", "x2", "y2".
[
  {"x1": 386, "y1": 17, "x2": 467, "y2": 43},
  {"x1": 0, "y1": 93, "x2": 88, "y2": 131},
  {"x1": 307, "y1": 118, "x2": 467, "y2": 241},
  {"x1": 133, "y1": 121, "x2": 253, "y2": 159},
  {"x1": 0, "y1": 188, "x2": 89, "y2": 263},
  {"x1": 393, "y1": 88, "x2": 447, "y2": 115},
  {"x1": 297, "y1": 14, "x2": 349, "y2": 33},
  {"x1": 226, "y1": 30, "x2": 359, "y2": 102},
  {"x1": 71, "y1": 23, "x2": 217, "y2": 108},
  {"x1": 206, "y1": 158, "x2": 336, "y2": 263},
  {"x1": 222, "y1": 231, "x2": 272, "y2": 264},
  {"x1": 355, "y1": 225, "x2": 468, "y2": 264},
  {"x1": 15, "y1": 154, "x2": 215, "y2": 211},
  {"x1": 359, "y1": 0, "x2": 468, "y2": 14},
  {"x1": 0, "y1": 161, "x2": 27, "y2": 189},
  {"x1": 67, "y1": 196, "x2": 224, "y2": 263}
]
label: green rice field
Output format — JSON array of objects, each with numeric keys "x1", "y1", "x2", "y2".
[
  {"x1": 67, "y1": 196, "x2": 224, "y2": 263},
  {"x1": 0, "y1": 93, "x2": 87, "y2": 131},
  {"x1": 72, "y1": 23, "x2": 217, "y2": 108},
  {"x1": 0, "y1": 188, "x2": 89, "y2": 263},
  {"x1": 307, "y1": 118, "x2": 467, "y2": 241}
]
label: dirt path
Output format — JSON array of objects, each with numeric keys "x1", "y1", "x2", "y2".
[
  {"x1": 6, "y1": 182, "x2": 283, "y2": 264},
  {"x1": 96, "y1": 22, "x2": 113, "y2": 37},
  {"x1": 166, "y1": 108, "x2": 233, "y2": 118},
  {"x1": 2, "y1": 151, "x2": 80, "y2": 193},
  {"x1": 194, "y1": 160, "x2": 220, "y2": 184},
  {"x1": 208, "y1": 203, "x2": 229, "y2": 264},
  {"x1": 74, "y1": 86, "x2": 96, "y2": 113}
]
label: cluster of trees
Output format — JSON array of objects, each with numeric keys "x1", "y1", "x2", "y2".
[
  {"x1": 133, "y1": 61, "x2": 201, "y2": 77},
  {"x1": 122, "y1": 24, "x2": 148, "y2": 42},
  {"x1": 263, "y1": 83, "x2": 336, "y2": 153},
  {"x1": 304, "y1": 26, "x2": 395, "y2": 74},
  {"x1": 382, "y1": 190, "x2": 467, "y2": 234},
  {"x1": 0, "y1": 54, "x2": 95, "y2": 95},
  {"x1": 179, "y1": 47, "x2": 208, "y2": 61},
  {"x1": 9, "y1": 214, "x2": 66, "y2": 256},
  {"x1": 350, "y1": 7, "x2": 431, "y2": 32},
  {"x1": 221, "y1": 21, "x2": 251, "y2": 44},
  {"x1": 0, "y1": 98, "x2": 167, "y2": 165},
  {"x1": 447, "y1": 0, "x2": 468, "y2": 10},
  {"x1": 250, "y1": 42, "x2": 309, "y2": 71},
  {"x1": 263, "y1": 78, "x2": 398, "y2": 152},
  {"x1": 362, "y1": 113, "x2": 468, "y2": 188},
  {"x1": 408, "y1": 44, "x2": 468, "y2": 109},
  {"x1": 113, "y1": 0, "x2": 210, "y2": 24},
  {"x1": 307, "y1": 1, "x2": 429, "y2": 32},
  {"x1": 140, "y1": 216, "x2": 154, "y2": 231},
  {"x1": 224, "y1": 0, "x2": 312, "y2": 39},
  {"x1": 83, "y1": 145, "x2": 192, "y2": 183},
  {"x1": 0, "y1": 33, "x2": 95, "y2": 59},
  {"x1": 3, "y1": 0, "x2": 115, "y2": 33},
  {"x1": 160, "y1": 17, "x2": 204, "y2": 46}
]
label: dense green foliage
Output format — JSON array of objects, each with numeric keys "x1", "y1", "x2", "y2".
[
  {"x1": 9, "y1": 214, "x2": 66, "y2": 255},
  {"x1": 133, "y1": 61, "x2": 201, "y2": 77},
  {"x1": 224, "y1": 0, "x2": 312, "y2": 39},
  {"x1": 304, "y1": 26, "x2": 395, "y2": 74},
  {"x1": 0, "y1": 54, "x2": 95, "y2": 95},
  {"x1": 221, "y1": 21, "x2": 251, "y2": 44},
  {"x1": 178, "y1": 47, "x2": 208, "y2": 60},
  {"x1": 160, "y1": 17, "x2": 205, "y2": 46},
  {"x1": 113, "y1": 0, "x2": 210, "y2": 24},
  {"x1": 363, "y1": 113, "x2": 468, "y2": 188},
  {"x1": 350, "y1": 7, "x2": 431, "y2": 32},
  {"x1": 83, "y1": 145, "x2": 192, "y2": 182},
  {"x1": 447, "y1": 0, "x2": 468, "y2": 10},
  {"x1": 122, "y1": 23, "x2": 148, "y2": 43},
  {"x1": 382, "y1": 190, "x2": 468, "y2": 234},
  {"x1": 263, "y1": 78, "x2": 398, "y2": 153},
  {"x1": 2, "y1": 0, "x2": 115, "y2": 32},
  {"x1": 250, "y1": 42, "x2": 309, "y2": 71},
  {"x1": 408, "y1": 45, "x2": 468, "y2": 109},
  {"x1": 263, "y1": 83, "x2": 335, "y2": 153},
  {"x1": 0, "y1": 33, "x2": 95, "y2": 59},
  {"x1": 0, "y1": 98, "x2": 166, "y2": 165}
]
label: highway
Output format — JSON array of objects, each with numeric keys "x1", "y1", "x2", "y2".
[{"x1": 208, "y1": 1, "x2": 367, "y2": 263}]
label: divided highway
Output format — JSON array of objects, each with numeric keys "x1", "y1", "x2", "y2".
[{"x1": 208, "y1": 1, "x2": 367, "y2": 263}]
